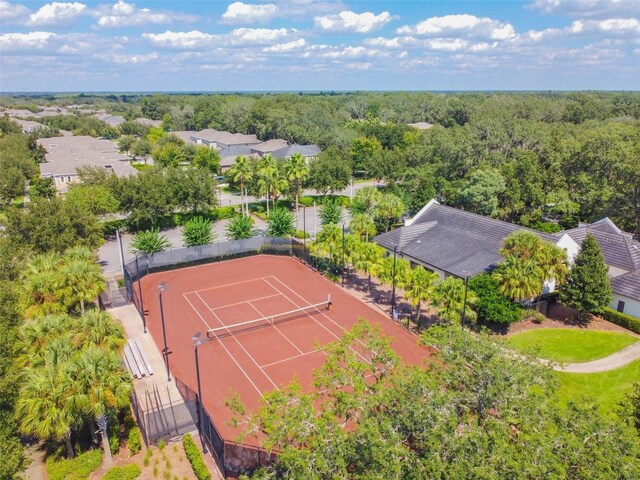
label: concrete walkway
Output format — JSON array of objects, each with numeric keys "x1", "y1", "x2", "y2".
[{"x1": 553, "y1": 340, "x2": 640, "y2": 373}]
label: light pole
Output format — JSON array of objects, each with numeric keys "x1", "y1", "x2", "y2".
[
  {"x1": 158, "y1": 283, "x2": 171, "y2": 382},
  {"x1": 116, "y1": 228, "x2": 126, "y2": 279},
  {"x1": 391, "y1": 245, "x2": 398, "y2": 320},
  {"x1": 461, "y1": 275, "x2": 470, "y2": 328},
  {"x1": 134, "y1": 254, "x2": 146, "y2": 333},
  {"x1": 303, "y1": 205, "x2": 307, "y2": 254},
  {"x1": 192, "y1": 332, "x2": 207, "y2": 453},
  {"x1": 341, "y1": 223, "x2": 346, "y2": 287},
  {"x1": 313, "y1": 200, "x2": 317, "y2": 238}
]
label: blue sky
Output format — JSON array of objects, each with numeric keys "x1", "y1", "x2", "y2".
[{"x1": 1, "y1": 0, "x2": 639, "y2": 91}]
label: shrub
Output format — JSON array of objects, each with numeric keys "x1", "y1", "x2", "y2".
[
  {"x1": 294, "y1": 229, "x2": 310, "y2": 239},
  {"x1": 46, "y1": 450, "x2": 102, "y2": 480},
  {"x1": 299, "y1": 196, "x2": 314, "y2": 207},
  {"x1": 468, "y1": 274, "x2": 521, "y2": 325},
  {"x1": 182, "y1": 434, "x2": 211, "y2": 480},
  {"x1": 103, "y1": 464, "x2": 142, "y2": 480},
  {"x1": 128, "y1": 427, "x2": 142, "y2": 456},
  {"x1": 158, "y1": 439, "x2": 166, "y2": 451},
  {"x1": 215, "y1": 206, "x2": 237, "y2": 220},
  {"x1": 600, "y1": 307, "x2": 640, "y2": 334},
  {"x1": 182, "y1": 217, "x2": 215, "y2": 247},
  {"x1": 522, "y1": 309, "x2": 545, "y2": 324},
  {"x1": 266, "y1": 208, "x2": 295, "y2": 237}
]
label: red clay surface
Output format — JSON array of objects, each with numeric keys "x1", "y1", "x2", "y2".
[{"x1": 139, "y1": 255, "x2": 432, "y2": 447}]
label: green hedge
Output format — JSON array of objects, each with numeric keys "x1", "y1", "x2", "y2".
[
  {"x1": 128, "y1": 427, "x2": 142, "y2": 456},
  {"x1": 600, "y1": 307, "x2": 640, "y2": 334},
  {"x1": 182, "y1": 434, "x2": 211, "y2": 480},
  {"x1": 46, "y1": 450, "x2": 102, "y2": 480},
  {"x1": 103, "y1": 464, "x2": 141, "y2": 480}
]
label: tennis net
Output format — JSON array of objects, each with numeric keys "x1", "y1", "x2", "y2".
[{"x1": 207, "y1": 295, "x2": 332, "y2": 339}]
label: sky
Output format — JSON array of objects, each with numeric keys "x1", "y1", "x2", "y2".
[{"x1": 0, "y1": 0, "x2": 639, "y2": 92}]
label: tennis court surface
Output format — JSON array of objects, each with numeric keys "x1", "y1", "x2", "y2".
[{"x1": 139, "y1": 255, "x2": 431, "y2": 451}]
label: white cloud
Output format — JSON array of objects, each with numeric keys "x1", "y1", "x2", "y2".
[
  {"x1": 364, "y1": 36, "x2": 403, "y2": 48},
  {"x1": 315, "y1": 10, "x2": 394, "y2": 33},
  {"x1": 97, "y1": 52, "x2": 159, "y2": 65},
  {"x1": 0, "y1": 1, "x2": 30, "y2": 24},
  {"x1": 142, "y1": 28, "x2": 296, "y2": 50},
  {"x1": 568, "y1": 18, "x2": 640, "y2": 35},
  {"x1": 397, "y1": 14, "x2": 516, "y2": 41},
  {"x1": 0, "y1": 31, "x2": 55, "y2": 50},
  {"x1": 263, "y1": 38, "x2": 306, "y2": 52},
  {"x1": 222, "y1": 1, "x2": 278, "y2": 24},
  {"x1": 28, "y1": 2, "x2": 87, "y2": 26},
  {"x1": 96, "y1": 1, "x2": 198, "y2": 29},
  {"x1": 528, "y1": 0, "x2": 640, "y2": 18}
]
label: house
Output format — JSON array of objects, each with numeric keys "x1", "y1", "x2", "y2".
[
  {"x1": 374, "y1": 199, "x2": 640, "y2": 318},
  {"x1": 37, "y1": 136, "x2": 136, "y2": 192},
  {"x1": 560, "y1": 218, "x2": 640, "y2": 318},
  {"x1": 408, "y1": 122, "x2": 434, "y2": 130},
  {"x1": 271, "y1": 144, "x2": 321, "y2": 160},
  {"x1": 250, "y1": 139, "x2": 289, "y2": 156},
  {"x1": 374, "y1": 199, "x2": 578, "y2": 284},
  {"x1": 134, "y1": 117, "x2": 162, "y2": 127},
  {"x1": 93, "y1": 113, "x2": 125, "y2": 126},
  {"x1": 172, "y1": 129, "x2": 261, "y2": 149},
  {"x1": 13, "y1": 118, "x2": 45, "y2": 134},
  {"x1": 217, "y1": 145, "x2": 260, "y2": 170}
]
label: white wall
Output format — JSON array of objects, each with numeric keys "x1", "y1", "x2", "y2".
[{"x1": 610, "y1": 294, "x2": 640, "y2": 319}]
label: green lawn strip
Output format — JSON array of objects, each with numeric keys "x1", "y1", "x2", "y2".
[
  {"x1": 555, "y1": 359, "x2": 640, "y2": 412},
  {"x1": 505, "y1": 329, "x2": 638, "y2": 363},
  {"x1": 46, "y1": 449, "x2": 102, "y2": 480}
]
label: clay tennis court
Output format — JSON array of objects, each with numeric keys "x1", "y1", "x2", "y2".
[{"x1": 139, "y1": 255, "x2": 431, "y2": 450}]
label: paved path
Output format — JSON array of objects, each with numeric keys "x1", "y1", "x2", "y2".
[{"x1": 553, "y1": 340, "x2": 640, "y2": 373}]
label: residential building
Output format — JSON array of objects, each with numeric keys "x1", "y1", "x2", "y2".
[
  {"x1": 38, "y1": 135, "x2": 136, "y2": 192},
  {"x1": 250, "y1": 139, "x2": 289, "y2": 156},
  {"x1": 374, "y1": 199, "x2": 640, "y2": 318},
  {"x1": 134, "y1": 117, "x2": 163, "y2": 127},
  {"x1": 172, "y1": 129, "x2": 261, "y2": 149},
  {"x1": 272, "y1": 144, "x2": 321, "y2": 160},
  {"x1": 408, "y1": 122, "x2": 434, "y2": 130}
]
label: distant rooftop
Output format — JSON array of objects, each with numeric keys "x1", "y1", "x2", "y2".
[
  {"x1": 272, "y1": 144, "x2": 321, "y2": 158},
  {"x1": 37, "y1": 135, "x2": 136, "y2": 178},
  {"x1": 408, "y1": 122, "x2": 434, "y2": 130}
]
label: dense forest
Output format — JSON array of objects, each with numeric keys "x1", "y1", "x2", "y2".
[{"x1": 4, "y1": 91, "x2": 640, "y2": 236}]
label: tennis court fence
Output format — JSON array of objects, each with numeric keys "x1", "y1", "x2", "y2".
[{"x1": 123, "y1": 236, "x2": 315, "y2": 316}]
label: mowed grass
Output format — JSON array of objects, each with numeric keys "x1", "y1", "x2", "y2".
[
  {"x1": 505, "y1": 328, "x2": 638, "y2": 363},
  {"x1": 555, "y1": 359, "x2": 640, "y2": 411}
]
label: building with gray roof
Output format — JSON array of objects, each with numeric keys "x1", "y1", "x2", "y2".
[
  {"x1": 38, "y1": 136, "x2": 136, "y2": 193},
  {"x1": 272, "y1": 144, "x2": 321, "y2": 159},
  {"x1": 375, "y1": 199, "x2": 640, "y2": 319}
]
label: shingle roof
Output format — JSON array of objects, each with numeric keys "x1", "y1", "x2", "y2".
[
  {"x1": 272, "y1": 144, "x2": 321, "y2": 158},
  {"x1": 134, "y1": 117, "x2": 162, "y2": 127},
  {"x1": 37, "y1": 136, "x2": 136, "y2": 178},
  {"x1": 408, "y1": 122, "x2": 434, "y2": 130},
  {"x1": 218, "y1": 146, "x2": 259, "y2": 168},
  {"x1": 611, "y1": 271, "x2": 640, "y2": 301},
  {"x1": 251, "y1": 139, "x2": 288, "y2": 155},
  {"x1": 558, "y1": 226, "x2": 640, "y2": 272},
  {"x1": 375, "y1": 202, "x2": 556, "y2": 278}
]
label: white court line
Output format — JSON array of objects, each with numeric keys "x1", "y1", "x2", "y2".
[
  {"x1": 264, "y1": 276, "x2": 373, "y2": 365},
  {"x1": 261, "y1": 349, "x2": 324, "y2": 369},
  {"x1": 183, "y1": 277, "x2": 268, "y2": 296},
  {"x1": 182, "y1": 292, "x2": 266, "y2": 399},
  {"x1": 246, "y1": 299, "x2": 304, "y2": 355},
  {"x1": 182, "y1": 292, "x2": 213, "y2": 331},
  {"x1": 209, "y1": 293, "x2": 281, "y2": 312},
  {"x1": 200, "y1": 292, "x2": 280, "y2": 392}
]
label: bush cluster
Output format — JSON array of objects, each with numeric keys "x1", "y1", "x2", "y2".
[
  {"x1": 46, "y1": 450, "x2": 102, "y2": 480},
  {"x1": 468, "y1": 274, "x2": 521, "y2": 325},
  {"x1": 128, "y1": 427, "x2": 142, "y2": 456},
  {"x1": 103, "y1": 464, "x2": 142, "y2": 480},
  {"x1": 182, "y1": 434, "x2": 211, "y2": 480},
  {"x1": 600, "y1": 307, "x2": 640, "y2": 334}
]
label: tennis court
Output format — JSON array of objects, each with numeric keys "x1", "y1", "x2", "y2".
[{"x1": 138, "y1": 255, "x2": 431, "y2": 454}]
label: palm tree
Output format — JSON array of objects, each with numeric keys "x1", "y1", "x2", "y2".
[
  {"x1": 492, "y1": 255, "x2": 542, "y2": 302},
  {"x1": 372, "y1": 254, "x2": 410, "y2": 290},
  {"x1": 69, "y1": 347, "x2": 132, "y2": 467},
  {"x1": 227, "y1": 155, "x2": 253, "y2": 215},
  {"x1": 59, "y1": 257, "x2": 105, "y2": 314},
  {"x1": 17, "y1": 365, "x2": 79, "y2": 458},
  {"x1": 73, "y1": 310, "x2": 126, "y2": 351},
  {"x1": 284, "y1": 153, "x2": 310, "y2": 214},
  {"x1": 266, "y1": 208, "x2": 295, "y2": 237},
  {"x1": 257, "y1": 154, "x2": 278, "y2": 215},
  {"x1": 226, "y1": 214, "x2": 256, "y2": 240},
  {"x1": 432, "y1": 276, "x2": 478, "y2": 324},
  {"x1": 129, "y1": 229, "x2": 172, "y2": 256},
  {"x1": 63, "y1": 246, "x2": 97, "y2": 263},
  {"x1": 349, "y1": 213, "x2": 377, "y2": 241},
  {"x1": 182, "y1": 216, "x2": 216, "y2": 247},
  {"x1": 351, "y1": 241, "x2": 385, "y2": 291},
  {"x1": 17, "y1": 315, "x2": 71, "y2": 367},
  {"x1": 536, "y1": 243, "x2": 569, "y2": 290},
  {"x1": 20, "y1": 254, "x2": 67, "y2": 318},
  {"x1": 311, "y1": 223, "x2": 343, "y2": 266},
  {"x1": 404, "y1": 266, "x2": 439, "y2": 322}
]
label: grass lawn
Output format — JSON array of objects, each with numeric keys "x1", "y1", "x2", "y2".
[
  {"x1": 505, "y1": 328, "x2": 638, "y2": 363},
  {"x1": 555, "y1": 359, "x2": 640, "y2": 411}
]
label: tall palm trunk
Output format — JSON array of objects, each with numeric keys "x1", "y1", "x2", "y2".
[
  {"x1": 295, "y1": 179, "x2": 300, "y2": 212},
  {"x1": 66, "y1": 430, "x2": 74, "y2": 458},
  {"x1": 80, "y1": 299, "x2": 85, "y2": 314},
  {"x1": 240, "y1": 178, "x2": 244, "y2": 215},
  {"x1": 98, "y1": 415, "x2": 113, "y2": 467}
]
